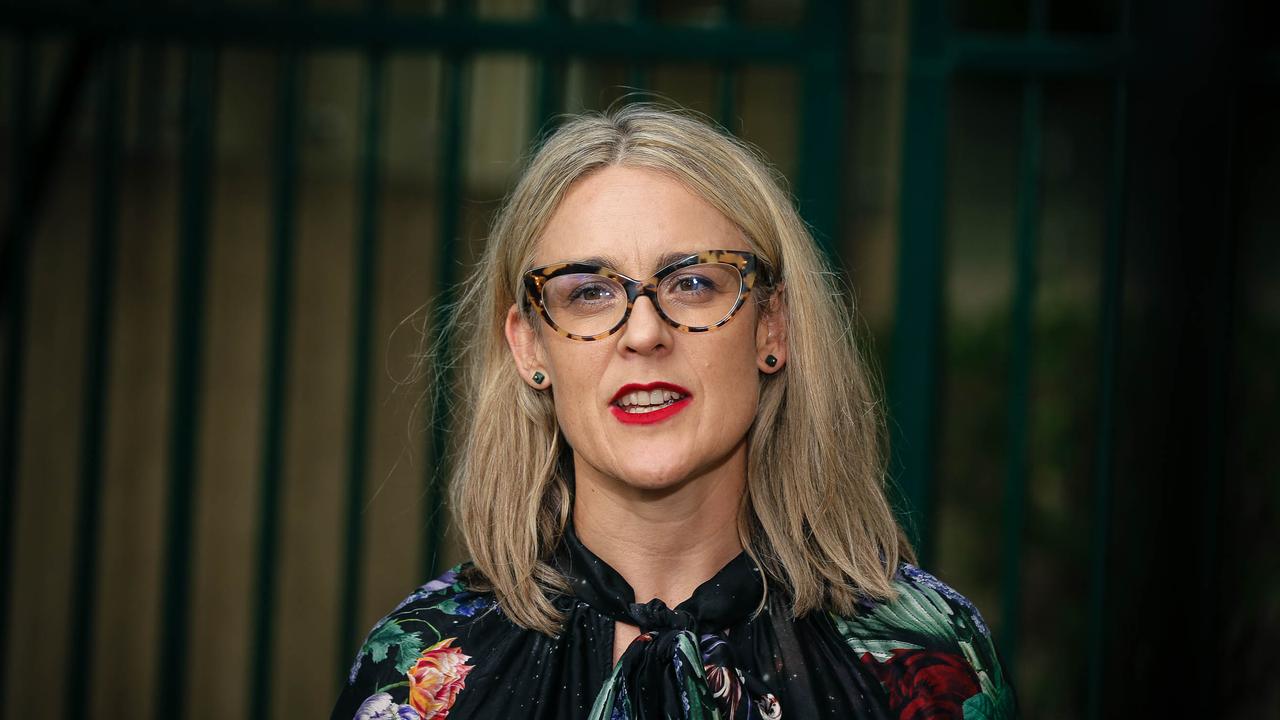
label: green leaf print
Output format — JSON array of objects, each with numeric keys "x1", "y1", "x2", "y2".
[
  {"x1": 831, "y1": 581, "x2": 957, "y2": 660},
  {"x1": 361, "y1": 619, "x2": 426, "y2": 675},
  {"x1": 674, "y1": 632, "x2": 721, "y2": 720},
  {"x1": 432, "y1": 598, "x2": 462, "y2": 615},
  {"x1": 831, "y1": 614, "x2": 924, "y2": 660},
  {"x1": 588, "y1": 662, "x2": 625, "y2": 720},
  {"x1": 962, "y1": 684, "x2": 1015, "y2": 720}
]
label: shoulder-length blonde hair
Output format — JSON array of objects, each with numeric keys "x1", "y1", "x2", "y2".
[{"x1": 436, "y1": 104, "x2": 913, "y2": 635}]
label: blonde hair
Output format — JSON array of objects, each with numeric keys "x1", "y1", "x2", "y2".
[{"x1": 436, "y1": 104, "x2": 913, "y2": 635}]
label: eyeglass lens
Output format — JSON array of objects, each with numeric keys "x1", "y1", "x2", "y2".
[{"x1": 541, "y1": 263, "x2": 742, "y2": 336}]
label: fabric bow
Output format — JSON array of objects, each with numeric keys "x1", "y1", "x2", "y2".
[
  {"x1": 587, "y1": 626, "x2": 781, "y2": 720},
  {"x1": 556, "y1": 526, "x2": 781, "y2": 720}
]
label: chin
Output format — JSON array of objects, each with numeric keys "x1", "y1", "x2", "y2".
[
  {"x1": 615, "y1": 463, "x2": 695, "y2": 492},
  {"x1": 619, "y1": 466, "x2": 691, "y2": 486}
]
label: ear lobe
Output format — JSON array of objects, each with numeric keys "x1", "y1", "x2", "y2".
[
  {"x1": 755, "y1": 285, "x2": 788, "y2": 373},
  {"x1": 505, "y1": 304, "x2": 546, "y2": 387}
]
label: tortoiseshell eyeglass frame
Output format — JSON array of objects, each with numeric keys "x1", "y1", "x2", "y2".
[{"x1": 522, "y1": 250, "x2": 768, "y2": 341}]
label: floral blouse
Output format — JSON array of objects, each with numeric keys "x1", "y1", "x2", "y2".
[{"x1": 332, "y1": 527, "x2": 1016, "y2": 719}]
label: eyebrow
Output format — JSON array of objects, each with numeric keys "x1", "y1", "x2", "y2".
[{"x1": 572, "y1": 251, "x2": 698, "y2": 276}]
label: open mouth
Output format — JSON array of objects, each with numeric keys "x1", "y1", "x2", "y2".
[
  {"x1": 609, "y1": 382, "x2": 693, "y2": 425},
  {"x1": 614, "y1": 388, "x2": 687, "y2": 414}
]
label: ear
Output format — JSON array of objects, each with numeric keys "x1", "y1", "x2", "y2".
[
  {"x1": 505, "y1": 304, "x2": 550, "y2": 388},
  {"x1": 755, "y1": 284, "x2": 788, "y2": 374}
]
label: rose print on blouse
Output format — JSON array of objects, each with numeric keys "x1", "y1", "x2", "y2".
[
  {"x1": 831, "y1": 565, "x2": 1014, "y2": 719},
  {"x1": 857, "y1": 649, "x2": 979, "y2": 719},
  {"x1": 407, "y1": 638, "x2": 473, "y2": 719}
]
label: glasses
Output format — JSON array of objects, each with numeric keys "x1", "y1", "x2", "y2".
[{"x1": 522, "y1": 250, "x2": 766, "y2": 341}]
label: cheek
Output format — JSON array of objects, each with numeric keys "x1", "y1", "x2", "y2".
[
  {"x1": 543, "y1": 344, "x2": 607, "y2": 444},
  {"x1": 698, "y1": 334, "x2": 762, "y2": 424}
]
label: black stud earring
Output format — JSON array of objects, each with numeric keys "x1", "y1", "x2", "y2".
[
  {"x1": 765, "y1": 355, "x2": 778, "y2": 368},
  {"x1": 532, "y1": 371, "x2": 546, "y2": 385}
]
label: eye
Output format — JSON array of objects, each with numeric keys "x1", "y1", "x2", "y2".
[
  {"x1": 568, "y1": 282, "x2": 616, "y2": 303},
  {"x1": 672, "y1": 274, "x2": 716, "y2": 294}
]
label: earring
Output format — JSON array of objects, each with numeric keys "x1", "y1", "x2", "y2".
[
  {"x1": 765, "y1": 355, "x2": 778, "y2": 368},
  {"x1": 532, "y1": 371, "x2": 546, "y2": 385}
]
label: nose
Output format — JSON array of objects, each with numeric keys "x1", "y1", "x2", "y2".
[{"x1": 618, "y1": 295, "x2": 671, "y2": 356}]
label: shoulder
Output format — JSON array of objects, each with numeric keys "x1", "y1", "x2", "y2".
[
  {"x1": 893, "y1": 563, "x2": 993, "y2": 638},
  {"x1": 381, "y1": 562, "x2": 499, "y2": 627},
  {"x1": 827, "y1": 563, "x2": 1017, "y2": 719},
  {"x1": 333, "y1": 563, "x2": 502, "y2": 719}
]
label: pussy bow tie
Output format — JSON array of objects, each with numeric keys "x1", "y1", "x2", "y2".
[{"x1": 556, "y1": 527, "x2": 782, "y2": 720}]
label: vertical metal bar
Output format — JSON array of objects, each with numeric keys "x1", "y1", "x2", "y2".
[
  {"x1": 628, "y1": 0, "x2": 652, "y2": 91},
  {"x1": 1086, "y1": 6, "x2": 1132, "y2": 717},
  {"x1": 0, "y1": 37, "x2": 35, "y2": 715},
  {"x1": 423, "y1": 41, "x2": 469, "y2": 584},
  {"x1": 136, "y1": 46, "x2": 165, "y2": 157},
  {"x1": 716, "y1": 66, "x2": 736, "y2": 132},
  {"x1": 997, "y1": 0, "x2": 1048, "y2": 682},
  {"x1": 155, "y1": 44, "x2": 218, "y2": 719},
  {"x1": 626, "y1": 64, "x2": 650, "y2": 93},
  {"x1": 1086, "y1": 75, "x2": 1127, "y2": 720},
  {"x1": 716, "y1": 0, "x2": 742, "y2": 132},
  {"x1": 65, "y1": 41, "x2": 123, "y2": 720},
  {"x1": 338, "y1": 10, "x2": 387, "y2": 671},
  {"x1": 889, "y1": 0, "x2": 948, "y2": 564},
  {"x1": 1193, "y1": 90, "x2": 1234, "y2": 720},
  {"x1": 794, "y1": 0, "x2": 849, "y2": 262},
  {"x1": 999, "y1": 77, "x2": 1043, "y2": 681},
  {"x1": 248, "y1": 44, "x2": 302, "y2": 716},
  {"x1": 0, "y1": 23, "x2": 102, "y2": 720},
  {"x1": 2, "y1": 36, "x2": 98, "y2": 275},
  {"x1": 1029, "y1": 0, "x2": 1049, "y2": 36},
  {"x1": 534, "y1": 0, "x2": 567, "y2": 137}
]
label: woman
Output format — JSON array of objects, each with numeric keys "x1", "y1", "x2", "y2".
[{"x1": 333, "y1": 105, "x2": 1015, "y2": 719}]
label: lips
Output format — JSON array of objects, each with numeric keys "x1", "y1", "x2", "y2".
[{"x1": 609, "y1": 382, "x2": 692, "y2": 425}]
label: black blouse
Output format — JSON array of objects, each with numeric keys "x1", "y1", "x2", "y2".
[{"x1": 332, "y1": 527, "x2": 1016, "y2": 719}]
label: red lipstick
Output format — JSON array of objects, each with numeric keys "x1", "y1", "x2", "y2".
[{"x1": 609, "y1": 382, "x2": 692, "y2": 425}]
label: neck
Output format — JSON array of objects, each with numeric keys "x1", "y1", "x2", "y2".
[{"x1": 572, "y1": 446, "x2": 747, "y2": 607}]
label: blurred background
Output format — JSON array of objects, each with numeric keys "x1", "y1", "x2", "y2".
[{"x1": 0, "y1": 0, "x2": 1276, "y2": 718}]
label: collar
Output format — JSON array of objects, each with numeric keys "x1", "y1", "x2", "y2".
[{"x1": 554, "y1": 523, "x2": 764, "y2": 634}]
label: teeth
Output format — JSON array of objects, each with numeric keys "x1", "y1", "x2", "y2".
[
  {"x1": 616, "y1": 388, "x2": 686, "y2": 409},
  {"x1": 624, "y1": 403, "x2": 667, "y2": 414}
]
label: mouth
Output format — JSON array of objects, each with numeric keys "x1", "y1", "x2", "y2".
[{"x1": 609, "y1": 382, "x2": 692, "y2": 425}]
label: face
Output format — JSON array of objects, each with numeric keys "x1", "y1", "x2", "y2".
[{"x1": 505, "y1": 165, "x2": 786, "y2": 493}]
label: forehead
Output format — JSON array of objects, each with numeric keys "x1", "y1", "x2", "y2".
[{"x1": 534, "y1": 165, "x2": 743, "y2": 276}]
